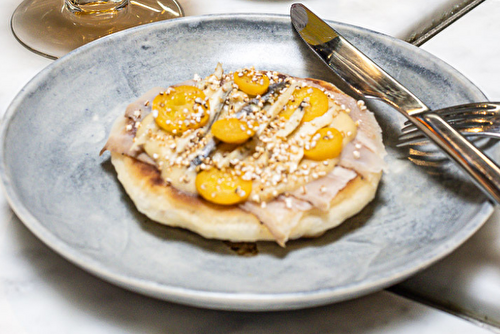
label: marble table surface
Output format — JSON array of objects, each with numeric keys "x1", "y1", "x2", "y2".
[
  {"x1": 398, "y1": 0, "x2": 500, "y2": 328},
  {"x1": 2, "y1": 0, "x2": 500, "y2": 333}
]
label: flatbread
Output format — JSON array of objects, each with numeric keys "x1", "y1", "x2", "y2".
[
  {"x1": 111, "y1": 152, "x2": 381, "y2": 242},
  {"x1": 103, "y1": 66, "x2": 386, "y2": 246}
]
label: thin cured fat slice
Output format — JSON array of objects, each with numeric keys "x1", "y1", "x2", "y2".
[{"x1": 102, "y1": 64, "x2": 386, "y2": 246}]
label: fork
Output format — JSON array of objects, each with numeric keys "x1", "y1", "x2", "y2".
[
  {"x1": 397, "y1": 102, "x2": 500, "y2": 169},
  {"x1": 398, "y1": 102, "x2": 500, "y2": 147}
]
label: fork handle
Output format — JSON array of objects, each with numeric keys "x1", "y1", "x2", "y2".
[{"x1": 415, "y1": 113, "x2": 500, "y2": 204}]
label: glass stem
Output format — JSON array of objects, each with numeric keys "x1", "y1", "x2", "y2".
[{"x1": 65, "y1": 0, "x2": 130, "y2": 14}]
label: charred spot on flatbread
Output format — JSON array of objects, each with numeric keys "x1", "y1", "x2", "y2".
[{"x1": 103, "y1": 65, "x2": 386, "y2": 246}]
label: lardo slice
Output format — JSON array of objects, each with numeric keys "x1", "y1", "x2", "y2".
[{"x1": 102, "y1": 64, "x2": 386, "y2": 246}]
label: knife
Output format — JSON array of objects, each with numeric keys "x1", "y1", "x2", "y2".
[{"x1": 290, "y1": 3, "x2": 500, "y2": 205}]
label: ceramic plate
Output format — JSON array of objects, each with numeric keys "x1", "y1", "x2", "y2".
[{"x1": 0, "y1": 14, "x2": 495, "y2": 311}]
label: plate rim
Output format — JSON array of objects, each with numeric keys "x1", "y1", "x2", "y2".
[{"x1": 0, "y1": 13, "x2": 494, "y2": 311}]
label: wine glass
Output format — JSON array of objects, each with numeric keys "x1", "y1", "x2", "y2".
[{"x1": 11, "y1": 0, "x2": 183, "y2": 59}]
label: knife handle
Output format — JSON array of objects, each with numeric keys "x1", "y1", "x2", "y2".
[{"x1": 414, "y1": 113, "x2": 500, "y2": 204}]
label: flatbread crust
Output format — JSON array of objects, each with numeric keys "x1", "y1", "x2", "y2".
[
  {"x1": 104, "y1": 67, "x2": 385, "y2": 245},
  {"x1": 111, "y1": 152, "x2": 381, "y2": 243}
]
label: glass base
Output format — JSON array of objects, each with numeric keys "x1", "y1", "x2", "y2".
[{"x1": 11, "y1": 0, "x2": 183, "y2": 59}]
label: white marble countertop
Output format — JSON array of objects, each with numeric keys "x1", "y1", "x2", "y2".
[
  {"x1": 398, "y1": 0, "x2": 500, "y2": 327},
  {"x1": 2, "y1": 0, "x2": 500, "y2": 333}
]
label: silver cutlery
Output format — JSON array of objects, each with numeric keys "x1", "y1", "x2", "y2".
[
  {"x1": 290, "y1": 3, "x2": 500, "y2": 204},
  {"x1": 399, "y1": 102, "x2": 500, "y2": 146},
  {"x1": 399, "y1": 103, "x2": 500, "y2": 170},
  {"x1": 403, "y1": 135, "x2": 497, "y2": 172}
]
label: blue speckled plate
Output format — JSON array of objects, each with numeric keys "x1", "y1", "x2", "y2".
[{"x1": 0, "y1": 14, "x2": 495, "y2": 311}]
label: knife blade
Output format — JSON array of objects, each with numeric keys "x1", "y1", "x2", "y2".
[{"x1": 290, "y1": 3, "x2": 500, "y2": 205}]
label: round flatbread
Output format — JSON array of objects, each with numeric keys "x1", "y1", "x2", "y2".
[
  {"x1": 111, "y1": 152, "x2": 381, "y2": 244},
  {"x1": 103, "y1": 65, "x2": 386, "y2": 246}
]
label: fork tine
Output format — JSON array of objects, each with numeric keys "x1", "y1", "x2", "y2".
[
  {"x1": 398, "y1": 127, "x2": 427, "y2": 146},
  {"x1": 460, "y1": 125, "x2": 500, "y2": 139},
  {"x1": 397, "y1": 138, "x2": 431, "y2": 147},
  {"x1": 402, "y1": 113, "x2": 498, "y2": 131},
  {"x1": 399, "y1": 102, "x2": 500, "y2": 171},
  {"x1": 408, "y1": 147, "x2": 446, "y2": 159},
  {"x1": 432, "y1": 102, "x2": 500, "y2": 116},
  {"x1": 401, "y1": 118, "x2": 492, "y2": 134},
  {"x1": 403, "y1": 102, "x2": 500, "y2": 127},
  {"x1": 398, "y1": 129, "x2": 484, "y2": 147},
  {"x1": 399, "y1": 120, "x2": 488, "y2": 138},
  {"x1": 430, "y1": 102, "x2": 499, "y2": 116},
  {"x1": 408, "y1": 157, "x2": 445, "y2": 169},
  {"x1": 400, "y1": 123, "x2": 419, "y2": 134},
  {"x1": 403, "y1": 111, "x2": 498, "y2": 127},
  {"x1": 406, "y1": 145, "x2": 468, "y2": 174},
  {"x1": 398, "y1": 123, "x2": 500, "y2": 147},
  {"x1": 404, "y1": 136, "x2": 495, "y2": 173},
  {"x1": 407, "y1": 147, "x2": 449, "y2": 169}
]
